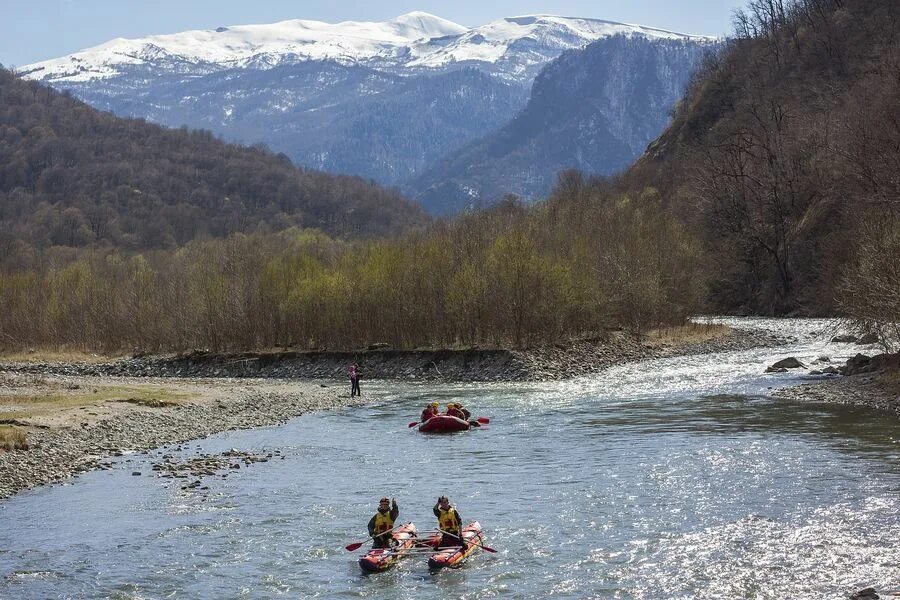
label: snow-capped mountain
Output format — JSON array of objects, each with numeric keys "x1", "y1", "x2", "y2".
[
  {"x1": 20, "y1": 13, "x2": 464, "y2": 82},
  {"x1": 407, "y1": 15, "x2": 712, "y2": 78},
  {"x1": 18, "y1": 13, "x2": 718, "y2": 204},
  {"x1": 21, "y1": 12, "x2": 712, "y2": 82}
]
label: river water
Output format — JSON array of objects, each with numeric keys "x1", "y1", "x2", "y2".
[{"x1": 1, "y1": 318, "x2": 898, "y2": 599}]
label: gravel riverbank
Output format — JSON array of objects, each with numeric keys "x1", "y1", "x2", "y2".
[
  {"x1": 2, "y1": 325, "x2": 784, "y2": 383},
  {"x1": 775, "y1": 372, "x2": 900, "y2": 416},
  {"x1": 0, "y1": 378, "x2": 359, "y2": 500}
]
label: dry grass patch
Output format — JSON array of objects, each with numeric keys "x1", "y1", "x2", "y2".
[
  {"x1": 0, "y1": 385, "x2": 188, "y2": 420},
  {"x1": 0, "y1": 425, "x2": 28, "y2": 451},
  {"x1": 0, "y1": 350, "x2": 123, "y2": 364},
  {"x1": 644, "y1": 323, "x2": 732, "y2": 347}
]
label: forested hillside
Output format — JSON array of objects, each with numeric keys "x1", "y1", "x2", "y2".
[
  {"x1": 628, "y1": 0, "x2": 900, "y2": 328},
  {"x1": 0, "y1": 68, "x2": 426, "y2": 259},
  {"x1": 413, "y1": 35, "x2": 714, "y2": 213},
  {"x1": 72, "y1": 61, "x2": 527, "y2": 187}
]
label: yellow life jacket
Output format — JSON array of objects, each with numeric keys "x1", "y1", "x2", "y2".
[
  {"x1": 373, "y1": 510, "x2": 395, "y2": 534},
  {"x1": 437, "y1": 507, "x2": 461, "y2": 532}
]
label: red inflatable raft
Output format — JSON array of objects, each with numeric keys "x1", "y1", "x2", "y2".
[
  {"x1": 418, "y1": 415, "x2": 470, "y2": 433},
  {"x1": 358, "y1": 523, "x2": 419, "y2": 573},
  {"x1": 427, "y1": 521, "x2": 484, "y2": 569}
]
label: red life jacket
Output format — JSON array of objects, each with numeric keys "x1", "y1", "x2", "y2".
[
  {"x1": 421, "y1": 407, "x2": 437, "y2": 421},
  {"x1": 447, "y1": 407, "x2": 465, "y2": 419}
]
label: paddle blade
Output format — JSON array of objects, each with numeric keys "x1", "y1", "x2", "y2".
[
  {"x1": 408, "y1": 421, "x2": 418, "y2": 428},
  {"x1": 476, "y1": 417, "x2": 490, "y2": 424},
  {"x1": 479, "y1": 544, "x2": 497, "y2": 553},
  {"x1": 345, "y1": 542, "x2": 363, "y2": 552}
]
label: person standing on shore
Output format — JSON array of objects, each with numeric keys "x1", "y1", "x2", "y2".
[
  {"x1": 433, "y1": 496, "x2": 466, "y2": 549},
  {"x1": 368, "y1": 497, "x2": 399, "y2": 549},
  {"x1": 349, "y1": 363, "x2": 361, "y2": 397}
]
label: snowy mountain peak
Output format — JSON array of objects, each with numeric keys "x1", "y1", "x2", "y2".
[
  {"x1": 19, "y1": 12, "x2": 716, "y2": 83},
  {"x1": 407, "y1": 14, "x2": 714, "y2": 73},
  {"x1": 386, "y1": 12, "x2": 468, "y2": 38}
]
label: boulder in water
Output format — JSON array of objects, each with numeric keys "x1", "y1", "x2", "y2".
[
  {"x1": 832, "y1": 334, "x2": 858, "y2": 343},
  {"x1": 857, "y1": 332, "x2": 879, "y2": 345},
  {"x1": 849, "y1": 587, "x2": 879, "y2": 599},
  {"x1": 841, "y1": 353, "x2": 872, "y2": 375},
  {"x1": 766, "y1": 357, "x2": 804, "y2": 372}
]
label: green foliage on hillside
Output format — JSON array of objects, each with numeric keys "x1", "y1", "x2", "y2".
[
  {"x1": 630, "y1": 0, "x2": 900, "y2": 324},
  {"x1": 0, "y1": 67, "x2": 426, "y2": 258},
  {"x1": 0, "y1": 174, "x2": 702, "y2": 351}
]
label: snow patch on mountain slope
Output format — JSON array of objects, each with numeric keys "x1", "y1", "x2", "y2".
[
  {"x1": 408, "y1": 15, "x2": 714, "y2": 68},
  {"x1": 21, "y1": 12, "x2": 467, "y2": 82},
  {"x1": 20, "y1": 12, "x2": 715, "y2": 83}
]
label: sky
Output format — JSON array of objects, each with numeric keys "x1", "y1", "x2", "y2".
[{"x1": 1, "y1": 0, "x2": 748, "y2": 68}]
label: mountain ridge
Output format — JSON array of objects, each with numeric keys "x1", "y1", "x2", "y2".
[
  {"x1": 19, "y1": 12, "x2": 716, "y2": 83},
  {"x1": 411, "y1": 35, "x2": 716, "y2": 213}
]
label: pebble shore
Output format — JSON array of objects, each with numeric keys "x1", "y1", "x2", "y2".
[
  {"x1": 2, "y1": 327, "x2": 785, "y2": 383},
  {"x1": 0, "y1": 381, "x2": 361, "y2": 500},
  {"x1": 774, "y1": 372, "x2": 900, "y2": 415}
]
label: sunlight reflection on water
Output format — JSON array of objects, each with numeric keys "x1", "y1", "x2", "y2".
[{"x1": 0, "y1": 318, "x2": 897, "y2": 599}]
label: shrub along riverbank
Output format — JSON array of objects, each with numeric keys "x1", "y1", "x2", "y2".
[{"x1": 0, "y1": 186, "x2": 703, "y2": 353}]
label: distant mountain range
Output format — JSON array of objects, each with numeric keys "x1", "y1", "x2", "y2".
[{"x1": 20, "y1": 12, "x2": 718, "y2": 213}]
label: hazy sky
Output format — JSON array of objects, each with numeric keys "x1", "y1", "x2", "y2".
[{"x1": 2, "y1": 0, "x2": 747, "y2": 67}]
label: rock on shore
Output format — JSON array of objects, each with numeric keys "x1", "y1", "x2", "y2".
[{"x1": 776, "y1": 375, "x2": 900, "y2": 415}]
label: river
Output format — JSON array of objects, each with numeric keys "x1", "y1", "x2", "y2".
[{"x1": 0, "y1": 318, "x2": 898, "y2": 599}]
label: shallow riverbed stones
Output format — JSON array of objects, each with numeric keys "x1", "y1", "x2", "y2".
[
  {"x1": 152, "y1": 449, "x2": 277, "y2": 484},
  {"x1": 0, "y1": 386, "x2": 355, "y2": 500}
]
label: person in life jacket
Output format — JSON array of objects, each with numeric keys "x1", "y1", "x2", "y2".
[
  {"x1": 421, "y1": 402, "x2": 439, "y2": 422},
  {"x1": 455, "y1": 402, "x2": 472, "y2": 420},
  {"x1": 445, "y1": 403, "x2": 466, "y2": 420},
  {"x1": 367, "y1": 497, "x2": 399, "y2": 549},
  {"x1": 433, "y1": 496, "x2": 467, "y2": 549}
]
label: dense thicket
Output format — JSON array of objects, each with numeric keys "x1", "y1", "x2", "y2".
[
  {"x1": 0, "y1": 175, "x2": 701, "y2": 351},
  {"x1": 629, "y1": 0, "x2": 900, "y2": 327},
  {"x1": 0, "y1": 67, "x2": 426, "y2": 258}
]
